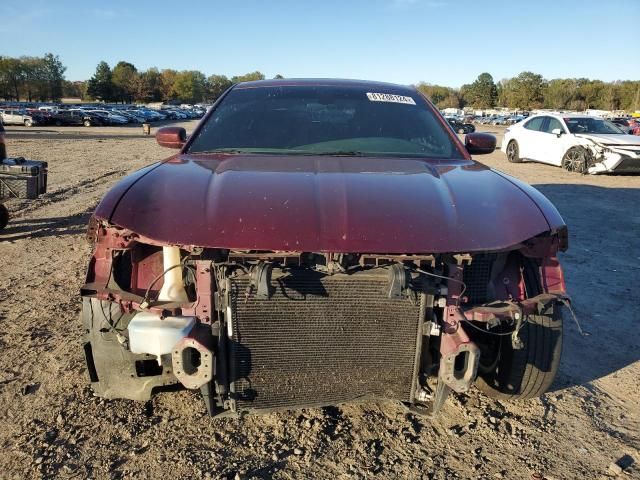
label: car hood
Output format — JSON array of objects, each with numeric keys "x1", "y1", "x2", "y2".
[
  {"x1": 95, "y1": 154, "x2": 561, "y2": 253},
  {"x1": 575, "y1": 133, "x2": 640, "y2": 145}
]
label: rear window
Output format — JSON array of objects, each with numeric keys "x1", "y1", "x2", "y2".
[
  {"x1": 524, "y1": 117, "x2": 545, "y2": 131},
  {"x1": 188, "y1": 85, "x2": 462, "y2": 159}
]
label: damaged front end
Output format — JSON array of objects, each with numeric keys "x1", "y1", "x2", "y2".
[
  {"x1": 576, "y1": 136, "x2": 640, "y2": 174},
  {"x1": 81, "y1": 218, "x2": 568, "y2": 416}
]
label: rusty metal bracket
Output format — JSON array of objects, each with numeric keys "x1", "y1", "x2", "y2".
[
  {"x1": 439, "y1": 306, "x2": 480, "y2": 392},
  {"x1": 181, "y1": 260, "x2": 213, "y2": 324},
  {"x1": 440, "y1": 263, "x2": 480, "y2": 393},
  {"x1": 172, "y1": 324, "x2": 214, "y2": 390}
]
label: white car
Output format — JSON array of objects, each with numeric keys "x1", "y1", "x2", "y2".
[{"x1": 501, "y1": 114, "x2": 640, "y2": 174}]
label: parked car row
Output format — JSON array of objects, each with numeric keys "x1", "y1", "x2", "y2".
[
  {"x1": 445, "y1": 117, "x2": 475, "y2": 134},
  {"x1": 474, "y1": 115, "x2": 527, "y2": 126},
  {"x1": 610, "y1": 117, "x2": 640, "y2": 135},
  {"x1": 0, "y1": 104, "x2": 207, "y2": 127},
  {"x1": 0, "y1": 109, "x2": 46, "y2": 127}
]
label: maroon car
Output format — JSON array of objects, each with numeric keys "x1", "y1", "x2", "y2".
[{"x1": 82, "y1": 79, "x2": 568, "y2": 416}]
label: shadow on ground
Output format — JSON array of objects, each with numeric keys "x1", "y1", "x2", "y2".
[
  {"x1": 533, "y1": 183, "x2": 640, "y2": 390},
  {"x1": 2, "y1": 182, "x2": 638, "y2": 393},
  {"x1": 0, "y1": 211, "x2": 91, "y2": 241}
]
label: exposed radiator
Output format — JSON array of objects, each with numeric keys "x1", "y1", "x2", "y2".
[{"x1": 228, "y1": 269, "x2": 423, "y2": 412}]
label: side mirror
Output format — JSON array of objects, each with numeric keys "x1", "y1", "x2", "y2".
[
  {"x1": 156, "y1": 126, "x2": 186, "y2": 149},
  {"x1": 551, "y1": 128, "x2": 563, "y2": 137},
  {"x1": 465, "y1": 132, "x2": 496, "y2": 155}
]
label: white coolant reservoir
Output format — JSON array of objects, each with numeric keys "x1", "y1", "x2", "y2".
[
  {"x1": 128, "y1": 311, "x2": 195, "y2": 364},
  {"x1": 157, "y1": 246, "x2": 189, "y2": 303}
]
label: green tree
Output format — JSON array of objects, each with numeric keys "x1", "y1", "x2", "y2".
[
  {"x1": 42, "y1": 53, "x2": 66, "y2": 101},
  {"x1": 231, "y1": 71, "x2": 265, "y2": 83},
  {"x1": 0, "y1": 54, "x2": 66, "y2": 101},
  {"x1": 465, "y1": 73, "x2": 497, "y2": 108},
  {"x1": 206, "y1": 74, "x2": 232, "y2": 102},
  {"x1": 578, "y1": 80, "x2": 605, "y2": 110},
  {"x1": 134, "y1": 67, "x2": 162, "y2": 102},
  {"x1": 544, "y1": 78, "x2": 577, "y2": 109},
  {"x1": 506, "y1": 72, "x2": 546, "y2": 109},
  {"x1": 112, "y1": 61, "x2": 138, "y2": 103},
  {"x1": 172, "y1": 70, "x2": 207, "y2": 103},
  {"x1": 159, "y1": 69, "x2": 178, "y2": 101},
  {"x1": 86, "y1": 61, "x2": 114, "y2": 101},
  {"x1": 62, "y1": 80, "x2": 86, "y2": 99},
  {"x1": 21, "y1": 56, "x2": 46, "y2": 101},
  {"x1": 0, "y1": 57, "x2": 26, "y2": 100},
  {"x1": 415, "y1": 83, "x2": 460, "y2": 107}
]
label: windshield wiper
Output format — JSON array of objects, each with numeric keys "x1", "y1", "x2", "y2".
[
  {"x1": 310, "y1": 151, "x2": 366, "y2": 156},
  {"x1": 194, "y1": 149, "x2": 247, "y2": 154}
]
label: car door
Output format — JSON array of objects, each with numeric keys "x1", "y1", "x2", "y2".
[
  {"x1": 73, "y1": 112, "x2": 84, "y2": 125},
  {"x1": 522, "y1": 116, "x2": 561, "y2": 163},
  {"x1": 537, "y1": 117, "x2": 567, "y2": 166},
  {"x1": 517, "y1": 116, "x2": 545, "y2": 159},
  {"x1": 3, "y1": 111, "x2": 18, "y2": 125},
  {"x1": 59, "y1": 111, "x2": 70, "y2": 125}
]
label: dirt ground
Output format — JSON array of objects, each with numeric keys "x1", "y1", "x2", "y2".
[{"x1": 0, "y1": 122, "x2": 638, "y2": 480}]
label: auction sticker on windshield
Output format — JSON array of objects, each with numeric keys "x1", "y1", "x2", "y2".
[{"x1": 366, "y1": 92, "x2": 416, "y2": 105}]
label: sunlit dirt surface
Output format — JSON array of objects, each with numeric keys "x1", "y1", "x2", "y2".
[{"x1": 0, "y1": 122, "x2": 638, "y2": 479}]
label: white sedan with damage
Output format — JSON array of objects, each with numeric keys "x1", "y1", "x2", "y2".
[{"x1": 501, "y1": 113, "x2": 640, "y2": 174}]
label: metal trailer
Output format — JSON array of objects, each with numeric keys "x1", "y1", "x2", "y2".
[{"x1": 0, "y1": 123, "x2": 48, "y2": 231}]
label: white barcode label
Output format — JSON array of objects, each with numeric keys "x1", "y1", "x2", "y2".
[{"x1": 366, "y1": 92, "x2": 416, "y2": 105}]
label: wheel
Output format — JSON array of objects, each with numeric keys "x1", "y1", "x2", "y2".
[
  {"x1": 474, "y1": 258, "x2": 563, "y2": 400},
  {"x1": 562, "y1": 146, "x2": 592, "y2": 173},
  {"x1": 24, "y1": 119, "x2": 32, "y2": 127},
  {"x1": 506, "y1": 140, "x2": 521, "y2": 163},
  {"x1": 83, "y1": 120, "x2": 91, "y2": 127},
  {"x1": 54, "y1": 120, "x2": 62, "y2": 126},
  {"x1": 0, "y1": 204, "x2": 9, "y2": 230},
  {"x1": 458, "y1": 128, "x2": 466, "y2": 134}
]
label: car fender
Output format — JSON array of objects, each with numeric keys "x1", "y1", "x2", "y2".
[{"x1": 560, "y1": 134, "x2": 595, "y2": 158}]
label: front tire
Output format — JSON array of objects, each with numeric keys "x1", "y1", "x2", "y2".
[
  {"x1": 83, "y1": 120, "x2": 91, "y2": 127},
  {"x1": 562, "y1": 146, "x2": 592, "y2": 173},
  {"x1": 506, "y1": 140, "x2": 521, "y2": 163},
  {"x1": 24, "y1": 119, "x2": 32, "y2": 127},
  {"x1": 474, "y1": 259, "x2": 563, "y2": 400}
]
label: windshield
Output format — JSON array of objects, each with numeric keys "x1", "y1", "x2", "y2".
[
  {"x1": 564, "y1": 117, "x2": 625, "y2": 134},
  {"x1": 187, "y1": 85, "x2": 462, "y2": 158}
]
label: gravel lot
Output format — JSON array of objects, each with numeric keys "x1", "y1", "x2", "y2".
[{"x1": 0, "y1": 122, "x2": 638, "y2": 479}]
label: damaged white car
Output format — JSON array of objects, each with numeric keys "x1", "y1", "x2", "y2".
[{"x1": 502, "y1": 114, "x2": 640, "y2": 174}]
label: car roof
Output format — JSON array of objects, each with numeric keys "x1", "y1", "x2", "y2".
[
  {"x1": 234, "y1": 78, "x2": 416, "y2": 94},
  {"x1": 530, "y1": 113, "x2": 608, "y2": 120}
]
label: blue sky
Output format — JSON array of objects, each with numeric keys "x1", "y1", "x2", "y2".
[{"x1": 1, "y1": 0, "x2": 638, "y2": 86}]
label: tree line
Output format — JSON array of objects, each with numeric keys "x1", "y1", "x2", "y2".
[
  {"x1": 418, "y1": 72, "x2": 640, "y2": 112},
  {"x1": 0, "y1": 54, "x2": 67, "y2": 102},
  {"x1": 1, "y1": 54, "x2": 639, "y2": 111},
  {"x1": 83, "y1": 60, "x2": 277, "y2": 104}
]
